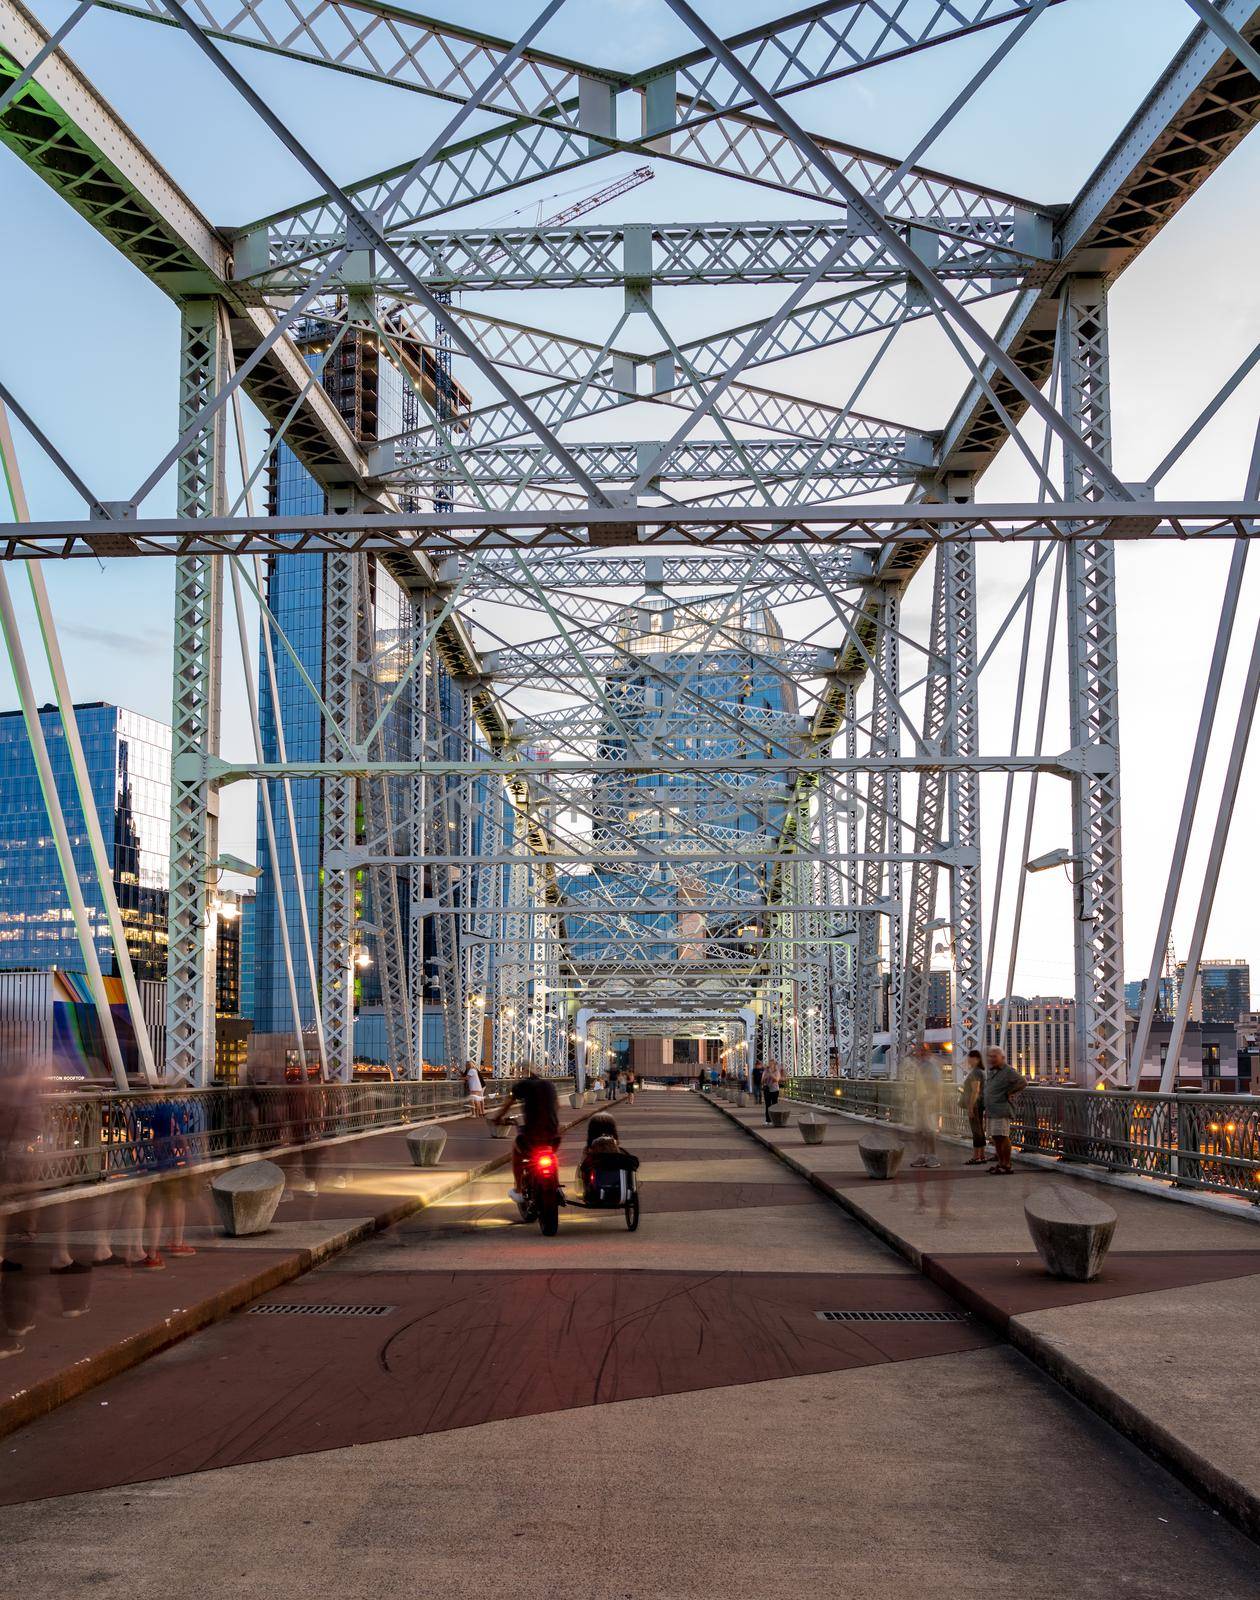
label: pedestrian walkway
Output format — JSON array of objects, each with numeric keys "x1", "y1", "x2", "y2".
[
  {"x1": 0, "y1": 1101, "x2": 598, "y2": 1437},
  {"x1": 0, "y1": 1087, "x2": 1257, "y2": 1600},
  {"x1": 712, "y1": 1089, "x2": 1260, "y2": 1539}
]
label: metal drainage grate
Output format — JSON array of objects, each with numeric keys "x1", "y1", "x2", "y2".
[
  {"x1": 815, "y1": 1309, "x2": 967, "y2": 1325},
  {"x1": 250, "y1": 1303, "x2": 396, "y2": 1318}
]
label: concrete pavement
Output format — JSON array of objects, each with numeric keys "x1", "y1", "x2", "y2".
[
  {"x1": 0, "y1": 1100, "x2": 603, "y2": 1436},
  {"x1": 711, "y1": 1088, "x2": 1260, "y2": 1539}
]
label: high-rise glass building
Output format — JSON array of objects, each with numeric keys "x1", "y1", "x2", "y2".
[
  {"x1": 253, "y1": 319, "x2": 449, "y2": 1064},
  {"x1": 1181, "y1": 959, "x2": 1250, "y2": 1023},
  {"x1": 0, "y1": 702, "x2": 170, "y2": 980}
]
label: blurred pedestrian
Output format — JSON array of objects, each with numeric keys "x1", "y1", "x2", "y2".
[
  {"x1": 134, "y1": 1097, "x2": 198, "y2": 1267},
  {"x1": 959, "y1": 1049, "x2": 988, "y2": 1164},
  {"x1": 464, "y1": 1060, "x2": 485, "y2": 1118},
  {"x1": 984, "y1": 1046, "x2": 1025, "y2": 1175},
  {"x1": 751, "y1": 1059, "x2": 764, "y2": 1102},
  {"x1": 0, "y1": 1045, "x2": 43, "y2": 1273},
  {"x1": 762, "y1": 1058, "x2": 783, "y2": 1124},
  {"x1": 908, "y1": 1046, "x2": 943, "y2": 1169}
]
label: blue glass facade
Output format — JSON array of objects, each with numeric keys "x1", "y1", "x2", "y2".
[
  {"x1": 238, "y1": 890, "x2": 256, "y2": 1023},
  {"x1": 1192, "y1": 961, "x2": 1250, "y2": 1023},
  {"x1": 252, "y1": 327, "x2": 434, "y2": 1064},
  {"x1": 0, "y1": 703, "x2": 171, "y2": 980},
  {"x1": 252, "y1": 448, "x2": 326, "y2": 1034}
]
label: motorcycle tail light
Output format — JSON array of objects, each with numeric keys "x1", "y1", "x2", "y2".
[{"x1": 534, "y1": 1151, "x2": 557, "y2": 1173}]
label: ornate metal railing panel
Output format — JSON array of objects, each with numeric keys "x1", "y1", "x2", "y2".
[
  {"x1": 784, "y1": 1079, "x2": 1260, "y2": 1203},
  {"x1": 10, "y1": 1079, "x2": 571, "y2": 1197}
]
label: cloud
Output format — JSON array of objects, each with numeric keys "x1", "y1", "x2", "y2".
[{"x1": 61, "y1": 622, "x2": 168, "y2": 657}]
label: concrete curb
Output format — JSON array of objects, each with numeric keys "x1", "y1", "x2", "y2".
[
  {"x1": 703, "y1": 1092, "x2": 1260, "y2": 1544},
  {"x1": 0, "y1": 1100, "x2": 602, "y2": 1443}
]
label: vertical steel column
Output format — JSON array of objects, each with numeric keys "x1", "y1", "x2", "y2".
[
  {"x1": 430, "y1": 668, "x2": 466, "y2": 1068},
  {"x1": 532, "y1": 905, "x2": 563, "y2": 1073},
  {"x1": 794, "y1": 796, "x2": 828, "y2": 1075},
  {"x1": 944, "y1": 535, "x2": 984, "y2": 1054},
  {"x1": 166, "y1": 299, "x2": 226, "y2": 1086},
  {"x1": 494, "y1": 795, "x2": 532, "y2": 1073},
  {"x1": 899, "y1": 550, "x2": 949, "y2": 1057},
  {"x1": 852, "y1": 588, "x2": 899, "y2": 1074},
  {"x1": 1061, "y1": 278, "x2": 1126, "y2": 1086},
  {"x1": 408, "y1": 596, "x2": 429, "y2": 1070},
  {"x1": 884, "y1": 590, "x2": 904, "y2": 1065},
  {"x1": 817, "y1": 780, "x2": 842, "y2": 1071},
  {"x1": 358, "y1": 557, "x2": 414, "y2": 1078},
  {"x1": 464, "y1": 775, "x2": 499, "y2": 1067},
  {"x1": 768, "y1": 909, "x2": 790, "y2": 1069},
  {"x1": 833, "y1": 684, "x2": 861, "y2": 1072},
  {"x1": 320, "y1": 544, "x2": 358, "y2": 1081}
]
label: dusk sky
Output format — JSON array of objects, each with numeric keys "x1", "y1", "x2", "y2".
[{"x1": 3, "y1": 0, "x2": 1259, "y2": 1000}]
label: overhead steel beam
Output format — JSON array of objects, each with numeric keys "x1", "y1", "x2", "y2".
[
  {"x1": 4, "y1": 501, "x2": 1257, "y2": 560},
  {"x1": 241, "y1": 216, "x2": 1042, "y2": 292},
  {"x1": 373, "y1": 435, "x2": 931, "y2": 488}
]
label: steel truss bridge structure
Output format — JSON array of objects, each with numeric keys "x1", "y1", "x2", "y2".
[{"x1": 2, "y1": 0, "x2": 1260, "y2": 1095}]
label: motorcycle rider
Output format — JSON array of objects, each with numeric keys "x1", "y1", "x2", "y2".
[{"x1": 492, "y1": 1068, "x2": 561, "y2": 1208}]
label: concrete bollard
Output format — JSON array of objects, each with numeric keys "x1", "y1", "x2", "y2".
[
  {"x1": 406, "y1": 1123, "x2": 448, "y2": 1168},
  {"x1": 767, "y1": 1104, "x2": 790, "y2": 1128},
  {"x1": 1024, "y1": 1184, "x2": 1117, "y2": 1281},
  {"x1": 799, "y1": 1115, "x2": 826, "y2": 1146},
  {"x1": 857, "y1": 1129, "x2": 904, "y2": 1180},
  {"x1": 211, "y1": 1160, "x2": 286, "y2": 1236},
  {"x1": 490, "y1": 1118, "x2": 515, "y2": 1140},
  {"x1": 569, "y1": 1092, "x2": 582, "y2": 1109}
]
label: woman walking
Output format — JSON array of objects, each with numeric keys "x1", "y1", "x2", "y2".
[{"x1": 464, "y1": 1060, "x2": 486, "y2": 1118}]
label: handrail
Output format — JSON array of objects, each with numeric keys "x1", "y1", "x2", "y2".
[
  {"x1": 784, "y1": 1077, "x2": 1260, "y2": 1204},
  {"x1": 7, "y1": 1078, "x2": 573, "y2": 1198}
]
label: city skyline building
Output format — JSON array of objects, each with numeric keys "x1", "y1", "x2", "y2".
[
  {"x1": 1177, "y1": 959, "x2": 1251, "y2": 1023},
  {"x1": 214, "y1": 888, "x2": 254, "y2": 1083},
  {"x1": 1132, "y1": 1020, "x2": 1244, "y2": 1093},
  {"x1": 987, "y1": 996, "x2": 1077, "y2": 1084},
  {"x1": 0, "y1": 702, "x2": 170, "y2": 983}
]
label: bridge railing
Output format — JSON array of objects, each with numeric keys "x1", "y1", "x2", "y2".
[
  {"x1": 784, "y1": 1078, "x2": 1260, "y2": 1203},
  {"x1": 9, "y1": 1078, "x2": 569, "y2": 1199}
]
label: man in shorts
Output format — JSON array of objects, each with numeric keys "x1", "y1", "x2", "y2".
[{"x1": 983, "y1": 1046, "x2": 1026, "y2": 1175}]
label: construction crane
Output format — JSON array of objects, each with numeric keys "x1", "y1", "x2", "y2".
[
  {"x1": 1162, "y1": 934, "x2": 1180, "y2": 1019},
  {"x1": 431, "y1": 164, "x2": 656, "y2": 512},
  {"x1": 517, "y1": 165, "x2": 655, "y2": 234}
]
